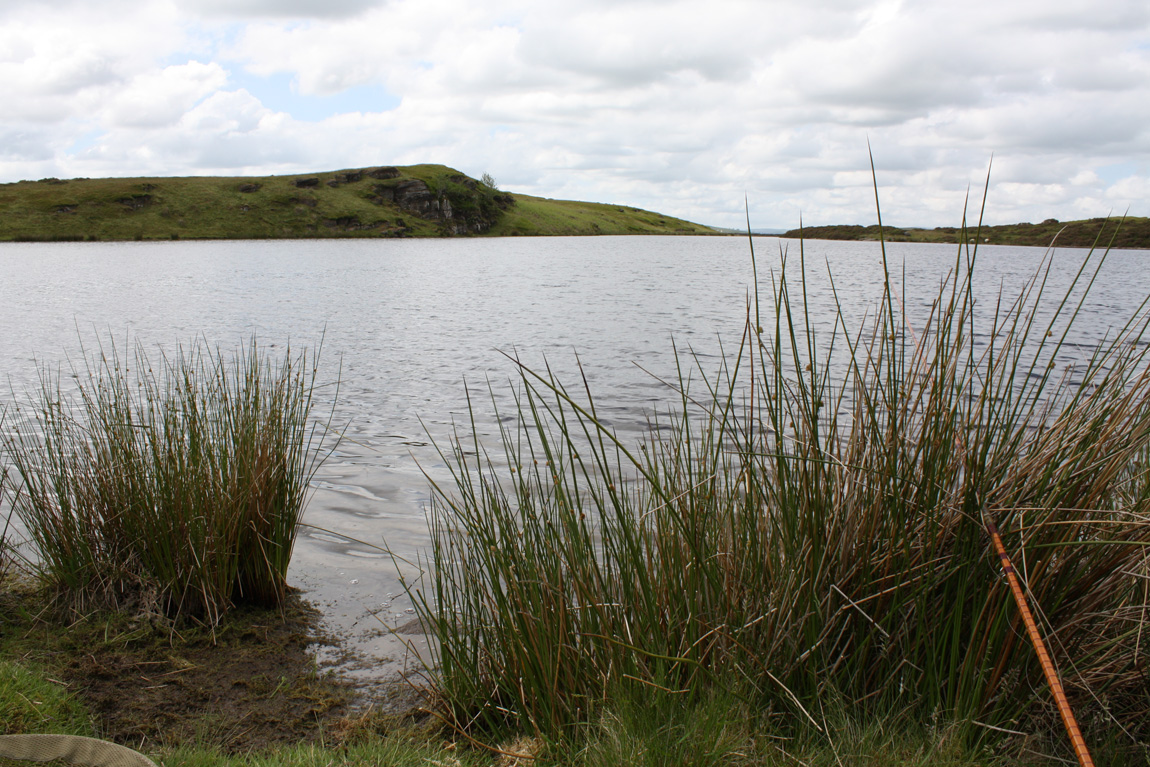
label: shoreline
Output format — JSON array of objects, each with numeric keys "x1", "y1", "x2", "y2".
[{"x1": 0, "y1": 577, "x2": 430, "y2": 751}]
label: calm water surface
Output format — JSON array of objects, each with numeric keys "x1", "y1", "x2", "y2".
[{"x1": 1, "y1": 235, "x2": 1147, "y2": 680}]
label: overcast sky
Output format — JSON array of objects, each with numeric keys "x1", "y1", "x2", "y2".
[{"x1": 1, "y1": 0, "x2": 1147, "y2": 229}]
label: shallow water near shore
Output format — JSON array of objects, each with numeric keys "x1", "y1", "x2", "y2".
[{"x1": 2, "y1": 234, "x2": 1147, "y2": 687}]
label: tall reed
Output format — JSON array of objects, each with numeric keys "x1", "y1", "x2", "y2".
[
  {"x1": 0, "y1": 454, "x2": 12, "y2": 583},
  {"x1": 2, "y1": 337, "x2": 334, "y2": 625},
  {"x1": 416, "y1": 221, "x2": 1150, "y2": 747}
]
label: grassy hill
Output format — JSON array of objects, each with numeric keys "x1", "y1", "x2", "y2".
[
  {"x1": 0, "y1": 164, "x2": 713, "y2": 241},
  {"x1": 781, "y1": 217, "x2": 1150, "y2": 249}
]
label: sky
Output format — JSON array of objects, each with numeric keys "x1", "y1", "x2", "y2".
[{"x1": 1, "y1": 0, "x2": 1148, "y2": 230}]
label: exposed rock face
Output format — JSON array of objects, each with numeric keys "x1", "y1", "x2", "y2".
[
  {"x1": 367, "y1": 167, "x2": 400, "y2": 180},
  {"x1": 442, "y1": 174, "x2": 515, "y2": 234},
  {"x1": 328, "y1": 171, "x2": 363, "y2": 186},
  {"x1": 366, "y1": 176, "x2": 514, "y2": 234},
  {"x1": 395, "y1": 180, "x2": 440, "y2": 215},
  {"x1": 321, "y1": 214, "x2": 408, "y2": 236},
  {"x1": 238, "y1": 183, "x2": 261, "y2": 193},
  {"x1": 369, "y1": 184, "x2": 393, "y2": 204},
  {"x1": 370, "y1": 179, "x2": 438, "y2": 211},
  {"x1": 292, "y1": 178, "x2": 319, "y2": 188}
]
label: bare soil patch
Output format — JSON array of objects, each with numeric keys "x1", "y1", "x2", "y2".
[{"x1": 0, "y1": 584, "x2": 428, "y2": 754}]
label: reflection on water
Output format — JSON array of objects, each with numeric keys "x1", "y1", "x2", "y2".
[{"x1": 1, "y1": 235, "x2": 1146, "y2": 682}]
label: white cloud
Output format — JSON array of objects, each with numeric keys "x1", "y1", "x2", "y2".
[
  {"x1": 0, "y1": 0, "x2": 1148, "y2": 229},
  {"x1": 0, "y1": 125, "x2": 60, "y2": 162},
  {"x1": 0, "y1": 2, "x2": 186, "y2": 122},
  {"x1": 104, "y1": 62, "x2": 228, "y2": 128},
  {"x1": 1105, "y1": 175, "x2": 1150, "y2": 206},
  {"x1": 176, "y1": 0, "x2": 387, "y2": 20}
]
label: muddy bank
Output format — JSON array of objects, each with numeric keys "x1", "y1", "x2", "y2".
[{"x1": 0, "y1": 585, "x2": 430, "y2": 754}]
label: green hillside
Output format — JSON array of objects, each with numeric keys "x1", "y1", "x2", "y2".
[
  {"x1": 782, "y1": 217, "x2": 1150, "y2": 249},
  {"x1": 0, "y1": 165, "x2": 713, "y2": 241}
]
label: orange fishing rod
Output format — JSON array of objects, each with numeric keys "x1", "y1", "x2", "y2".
[{"x1": 986, "y1": 520, "x2": 1094, "y2": 767}]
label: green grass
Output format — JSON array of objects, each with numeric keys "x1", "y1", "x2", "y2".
[
  {"x1": 414, "y1": 198, "x2": 1150, "y2": 762},
  {"x1": 0, "y1": 633, "x2": 1121, "y2": 767},
  {"x1": 0, "y1": 166, "x2": 713, "y2": 242},
  {"x1": 1, "y1": 337, "x2": 335, "y2": 624},
  {"x1": 0, "y1": 617, "x2": 1060, "y2": 767},
  {"x1": 487, "y1": 194, "x2": 712, "y2": 236},
  {"x1": 0, "y1": 659, "x2": 92, "y2": 736},
  {"x1": 156, "y1": 741, "x2": 492, "y2": 767},
  {"x1": 568, "y1": 689, "x2": 1009, "y2": 767}
]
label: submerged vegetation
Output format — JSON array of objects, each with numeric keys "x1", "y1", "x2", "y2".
[
  {"x1": 417, "y1": 208, "x2": 1150, "y2": 761},
  {"x1": 0, "y1": 165, "x2": 712, "y2": 241},
  {"x1": 1, "y1": 338, "x2": 334, "y2": 625}
]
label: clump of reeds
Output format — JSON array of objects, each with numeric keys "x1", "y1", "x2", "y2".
[
  {"x1": 2, "y1": 337, "x2": 333, "y2": 625},
  {"x1": 416, "y1": 218, "x2": 1150, "y2": 749}
]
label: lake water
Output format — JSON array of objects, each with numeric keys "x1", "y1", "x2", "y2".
[{"x1": 1, "y1": 235, "x2": 1147, "y2": 684}]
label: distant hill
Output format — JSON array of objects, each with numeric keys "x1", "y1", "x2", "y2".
[
  {"x1": 780, "y1": 217, "x2": 1150, "y2": 250},
  {"x1": 0, "y1": 165, "x2": 713, "y2": 241}
]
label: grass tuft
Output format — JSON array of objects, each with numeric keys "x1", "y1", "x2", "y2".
[
  {"x1": 415, "y1": 209, "x2": 1150, "y2": 754},
  {"x1": 2, "y1": 336, "x2": 335, "y2": 625},
  {"x1": 0, "y1": 659, "x2": 92, "y2": 735}
]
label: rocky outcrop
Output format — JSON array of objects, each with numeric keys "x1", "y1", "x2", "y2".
[
  {"x1": 438, "y1": 176, "x2": 515, "y2": 234},
  {"x1": 321, "y1": 214, "x2": 409, "y2": 237},
  {"x1": 292, "y1": 178, "x2": 319, "y2": 189},
  {"x1": 238, "y1": 183, "x2": 261, "y2": 193},
  {"x1": 367, "y1": 167, "x2": 400, "y2": 180},
  {"x1": 392, "y1": 180, "x2": 441, "y2": 215},
  {"x1": 366, "y1": 176, "x2": 514, "y2": 234},
  {"x1": 327, "y1": 171, "x2": 364, "y2": 186}
]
